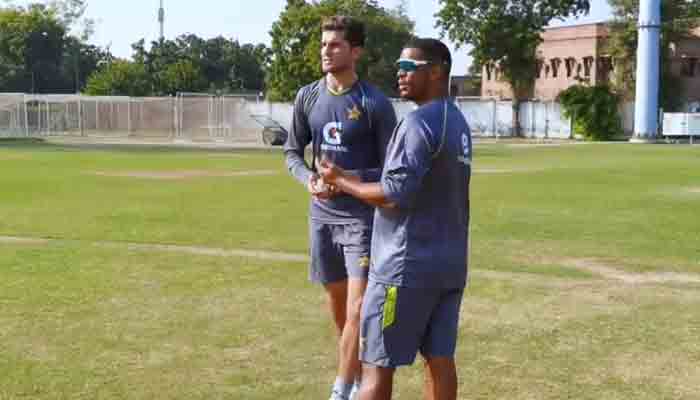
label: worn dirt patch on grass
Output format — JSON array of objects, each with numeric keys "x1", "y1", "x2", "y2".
[
  {"x1": 511, "y1": 251, "x2": 700, "y2": 285},
  {"x1": 0, "y1": 154, "x2": 30, "y2": 161},
  {"x1": 0, "y1": 236, "x2": 50, "y2": 245},
  {"x1": 91, "y1": 169, "x2": 279, "y2": 180},
  {"x1": 0, "y1": 235, "x2": 307, "y2": 262},
  {"x1": 563, "y1": 258, "x2": 700, "y2": 285},
  {"x1": 505, "y1": 143, "x2": 575, "y2": 148},
  {"x1": 98, "y1": 241, "x2": 308, "y2": 262},
  {"x1": 474, "y1": 167, "x2": 547, "y2": 174}
]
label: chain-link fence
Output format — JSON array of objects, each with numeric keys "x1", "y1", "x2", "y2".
[
  {"x1": 0, "y1": 93, "x2": 28, "y2": 138},
  {"x1": 0, "y1": 92, "x2": 591, "y2": 142},
  {"x1": 175, "y1": 93, "x2": 262, "y2": 143}
]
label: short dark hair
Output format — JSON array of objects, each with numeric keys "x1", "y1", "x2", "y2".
[
  {"x1": 405, "y1": 38, "x2": 452, "y2": 77},
  {"x1": 321, "y1": 16, "x2": 365, "y2": 48}
]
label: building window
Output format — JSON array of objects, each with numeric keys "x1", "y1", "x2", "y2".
[
  {"x1": 485, "y1": 63, "x2": 493, "y2": 81},
  {"x1": 583, "y1": 56, "x2": 594, "y2": 77},
  {"x1": 535, "y1": 60, "x2": 544, "y2": 79},
  {"x1": 681, "y1": 57, "x2": 698, "y2": 77},
  {"x1": 565, "y1": 58, "x2": 576, "y2": 78},
  {"x1": 550, "y1": 58, "x2": 561, "y2": 78},
  {"x1": 597, "y1": 56, "x2": 614, "y2": 82}
]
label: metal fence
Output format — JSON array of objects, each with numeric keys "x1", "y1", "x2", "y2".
[{"x1": 1, "y1": 92, "x2": 585, "y2": 142}]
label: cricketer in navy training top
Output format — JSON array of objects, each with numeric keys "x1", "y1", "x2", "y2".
[
  {"x1": 319, "y1": 37, "x2": 472, "y2": 400},
  {"x1": 282, "y1": 15, "x2": 397, "y2": 400}
]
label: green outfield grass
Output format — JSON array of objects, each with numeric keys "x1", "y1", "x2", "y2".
[{"x1": 1, "y1": 140, "x2": 699, "y2": 399}]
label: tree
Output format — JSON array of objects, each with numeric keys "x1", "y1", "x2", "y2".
[
  {"x1": 83, "y1": 60, "x2": 150, "y2": 96},
  {"x1": 158, "y1": 59, "x2": 206, "y2": 95},
  {"x1": 0, "y1": 4, "x2": 66, "y2": 92},
  {"x1": 230, "y1": 43, "x2": 270, "y2": 92},
  {"x1": 0, "y1": 1, "x2": 107, "y2": 93},
  {"x1": 557, "y1": 84, "x2": 621, "y2": 140},
  {"x1": 267, "y1": 0, "x2": 414, "y2": 101},
  {"x1": 61, "y1": 35, "x2": 107, "y2": 93},
  {"x1": 130, "y1": 34, "x2": 269, "y2": 95},
  {"x1": 606, "y1": 0, "x2": 700, "y2": 111},
  {"x1": 436, "y1": 0, "x2": 590, "y2": 136}
]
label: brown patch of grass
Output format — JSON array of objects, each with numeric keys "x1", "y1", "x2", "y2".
[
  {"x1": 101, "y1": 241, "x2": 308, "y2": 262},
  {"x1": 608, "y1": 351, "x2": 700, "y2": 397},
  {"x1": 474, "y1": 167, "x2": 547, "y2": 174},
  {"x1": 508, "y1": 249, "x2": 700, "y2": 285},
  {"x1": 562, "y1": 258, "x2": 700, "y2": 285},
  {"x1": 0, "y1": 236, "x2": 50, "y2": 245},
  {"x1": 90, "y1": 169, "x2": 279, "y2": 180}
]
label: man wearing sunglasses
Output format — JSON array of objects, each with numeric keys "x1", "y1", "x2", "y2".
[
  {"x1": 283, "y1": 15, "x2": 397, "y2": 400},
  {"x1": 318, "y1": 38, "x2": 472, "y2": 400}
]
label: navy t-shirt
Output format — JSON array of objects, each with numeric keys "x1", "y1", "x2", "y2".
[
  {"x1": 284, "y1": 78, "x2": 397, "y2": 224},
  {"x1": 370, "y1": 98, "x2": 472, "y2": 289}
]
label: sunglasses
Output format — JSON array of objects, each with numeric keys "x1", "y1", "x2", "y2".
[{"x1": 395, "y1": 58, "x2": 433, "y2": 72}]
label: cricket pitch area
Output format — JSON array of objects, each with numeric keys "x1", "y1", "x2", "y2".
[{"x1": 1, "y1": 139, "x2": 699, "y2": 399}]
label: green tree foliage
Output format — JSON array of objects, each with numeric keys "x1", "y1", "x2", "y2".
[
  {"x1": 606, "y1": 0, "x2": 700, "y2": 111},
  {"x1": 62, "y1": 35, "x2": 108, "y2": 92},
  {"x1": 266, "y1": 0, "x2": 414, "y2": 102},
  {"x1": 158, "y1": 60, "x2": 206, "y2": 96},
  {"x1": 557, "y1": 84, "x2": 621, "y2": 141},
  {"x1": 0, "y1": 1, "x2": 106, "y2": 93},
  {"x1": 83, "y1": 60, "x2": 150, "y2": 96},
  {"x1": 436, "y1": 0, "x2": 590, "y2": 135},
  {"x1": 130, "y1": 35, "x2": 269, "y2": 96},
  {"x1": 0, "y1": 2, "x2": 266, "y2": 96},
  {"x1": 0, "y1": 4, "x2": 66, "y2": 92}
]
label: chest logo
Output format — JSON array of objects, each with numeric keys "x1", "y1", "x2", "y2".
[
  {"x1": 323, "y1": 122, "x2": 343, "y2": 145},
  {"x1": 347, "y1": 104, "x2": 362, "y2": 121}
]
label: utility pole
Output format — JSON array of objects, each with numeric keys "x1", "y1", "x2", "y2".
[
  {"x1": 632, "y1": 0, "x2": 661, "y2": 142},
  {"x1": 158, "y1": 0, "x2": 165, "y2": 42}
]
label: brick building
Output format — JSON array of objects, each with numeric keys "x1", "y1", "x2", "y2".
[
  {"x1": 449, "y1": 75, "x2": 481, "y2": 97},
  {"x1": 481, "y1": 22, "x2": 700, "y2": 107}
]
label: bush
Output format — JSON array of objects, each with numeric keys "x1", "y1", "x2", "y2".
[{"x1": 556, "y1": 85, "x2": 622, "y2": 141}]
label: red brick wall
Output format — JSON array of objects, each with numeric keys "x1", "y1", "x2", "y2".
[{"x1": 481, "y1": 22, "x2": 700, "y2": 104}]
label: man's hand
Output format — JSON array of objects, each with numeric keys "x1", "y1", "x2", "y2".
[
  {"x1": 318, "y1": 159, "x2": 392, "y2": 208},
  {"x1": 308, "y1": 174, "x2": 337, "y2": 200},
  {"x1": 318, "y1": 159, "x2": 345, "y2": 184}
]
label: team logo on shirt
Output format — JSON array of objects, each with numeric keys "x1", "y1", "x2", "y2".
[
  {"x1": 358, "y1": 256, "x2": 370, "y2": 268},
  {"x1": 323, "y1": 122, "x2": 343, "y2": 145},
  {"x1": 347, "y1": 104, "x2": 362, "y2": 121},
  {"x1": 458, "y1": 131, "x2": 471, "y2": 165}
]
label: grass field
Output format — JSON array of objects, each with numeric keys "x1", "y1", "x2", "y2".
[{"x1": 1, "y1": 140, "x2": 699, "y2": 399}]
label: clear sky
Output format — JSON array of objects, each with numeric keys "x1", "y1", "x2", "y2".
[{"x1": 15, "y1": 0, "x2": 615, "y2": 74}]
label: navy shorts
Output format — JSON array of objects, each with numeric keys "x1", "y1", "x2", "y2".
[
  {"x1": 359, "y1": 281, "x2": 464, "y2": 368},
  {"x1": 309, "y1": 220, "x2": 372, "y2": 284}
]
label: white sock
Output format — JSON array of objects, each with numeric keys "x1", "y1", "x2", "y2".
[{"x1": 332, "y1": 377, "x2": 354, "y2": 398}]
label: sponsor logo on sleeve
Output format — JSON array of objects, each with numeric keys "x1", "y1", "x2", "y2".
[{"x1": 458, "y1": 131, "x2": 471, "y2": 165}]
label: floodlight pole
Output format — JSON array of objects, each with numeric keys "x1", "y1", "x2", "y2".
[
  {"x1": 158, "y1": 0, "x2": 165, "y2": 42},
  {"x1": 632, "y1": 0, "x2": 661, "y2": 142}
]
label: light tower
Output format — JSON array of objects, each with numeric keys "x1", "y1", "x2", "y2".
[
  {"x1": 158, "y1": 0, "x2": 165, "y2": 41},
  {"x1": 632, "y1": 0, "x2": 661, "y2": 142}
]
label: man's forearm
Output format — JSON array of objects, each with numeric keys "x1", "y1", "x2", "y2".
[
  {"x1": 284, "y1": 150, "x2": 313, "y2": 186},
  {"x1": 335, "y1": 175, "x2": 395, "y2": 208}
]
